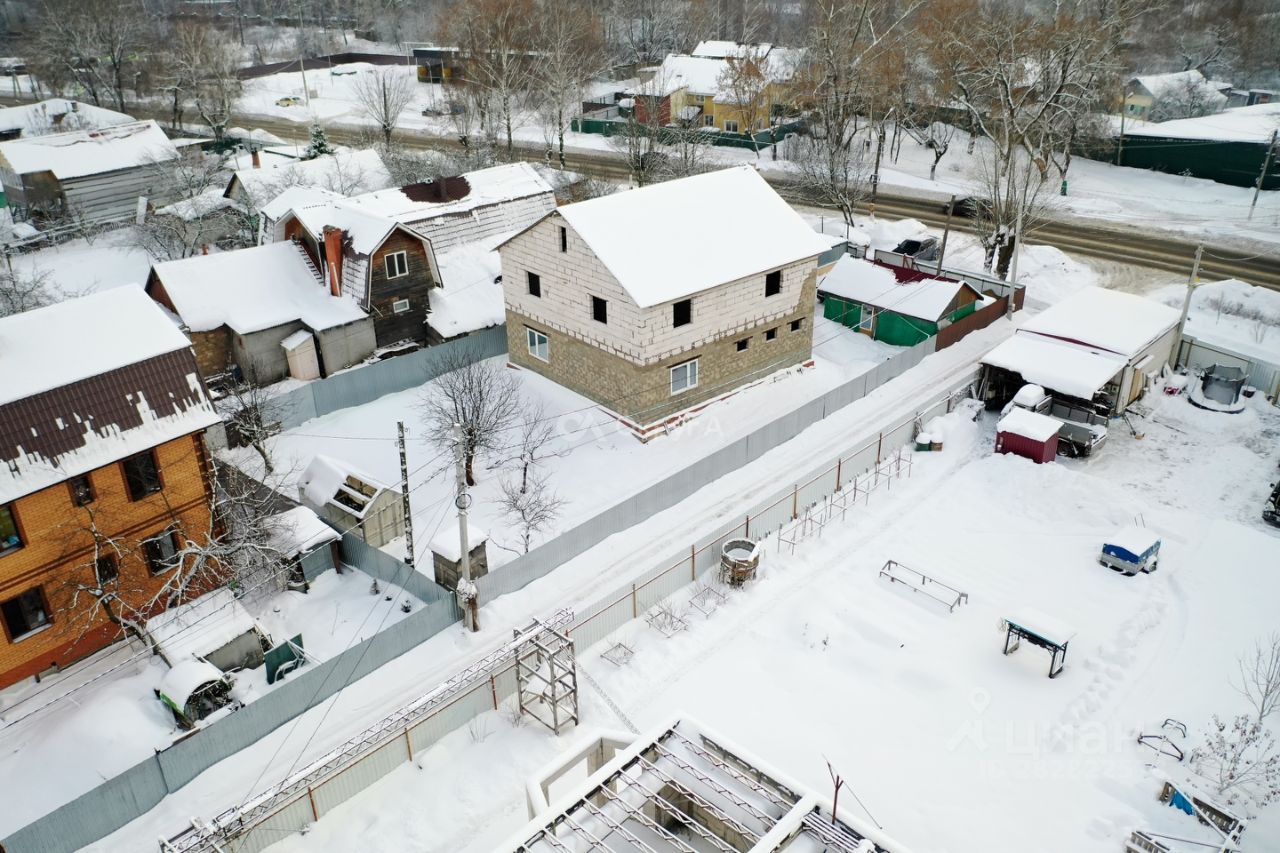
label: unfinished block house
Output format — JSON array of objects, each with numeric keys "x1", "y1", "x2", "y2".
[{"x1": 498, "y1": 165, "x2": 829, "y2": 429}]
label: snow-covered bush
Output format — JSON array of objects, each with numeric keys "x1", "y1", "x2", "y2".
[{"x1": 1190, "y1": 714, "x2": 1280, "y2": 810}]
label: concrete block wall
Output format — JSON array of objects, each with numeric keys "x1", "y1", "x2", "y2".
[{"x1": 501, "y1": 212, "x2": 817, "y2": 368}]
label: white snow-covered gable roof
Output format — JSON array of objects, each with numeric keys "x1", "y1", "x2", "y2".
[
  {"x1": 553, "y1": 166, "x2": 830, "y2": 308},
  {"x1": 151, "y1": 242, "x2": 367, "y2": 335},
  {"x1": 1020, "y1": 287, "x2": 1179, "y2": 358},
  {"x1": 0, "y1": 98, "x2": 133, "y2": 135},
  {"x1": 1125, "y1": 102, "x2": 1280, "y2": 143},
  {"x1": 0, "y1": 119, "x2": 178, "y2": 179},
  {"x1": 288, "y1": 199, "x2": 401, "y2": 256},
  {"x1": 0, "y1": 286, "x2": 194, "y2": 406},
  {"x1": 819, "y1": 256, "x2": 975, "y2": 322},
  {"x1": 648, "y1": 54, "x2": 729, "y2": 96},
  {"x1": 982, "y1": 333, "x2": 1126, "y2": 400},
  {"x1": 344, "y1": 162, "x2": 554, "y2": 225},
  {"x1": 260, "y1": 185, "x2": 344, "y2": 222},
  {"x1": 429, "y1": 243, "x2": 505, "y2": 339},
  {"x1": 229, "y1": 149, "x2": 393, "y2": 205},
  {"x1": 1132, "y1": 69, "x2": 1218, "y2": 101}
]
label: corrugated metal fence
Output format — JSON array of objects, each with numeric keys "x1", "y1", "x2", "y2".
[{"x1": 5, "y1": 334, "x2": 979, "y2": 853}]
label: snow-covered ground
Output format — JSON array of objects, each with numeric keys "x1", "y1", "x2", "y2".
[
  {"x1": 224, "y1": 325, "x2": 902, "y2": 570},
  {"x1": 251, "y1": 386, "x2": 1280, "y2": 853},
  {"x1": 0, "y1": 566, "x2": 419, "y2": 838},
  {"x1": 231, "y1": 62, "x2": 1280, "y2": 248},
  {"x1": 1151, "y1": 277, "x2": 1280, "y2": 365}
]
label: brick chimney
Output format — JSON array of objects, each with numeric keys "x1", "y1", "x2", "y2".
[
  {"x1": 323, "y1": 226, "x2": 344, "y2": 297},
  {"x1": 251, "y1": 148, "x2": 261, "y2": 169}
]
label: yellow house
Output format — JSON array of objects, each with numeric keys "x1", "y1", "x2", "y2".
[{"x1": 639, "y1": 43, "x2": 803, "y2": 135}]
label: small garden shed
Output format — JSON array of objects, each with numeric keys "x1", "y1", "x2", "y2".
[
  {"x1": 819, "y1": 255, "x2": 983, "y2": 346},
  {"x1": 995, "y1": 407, "x2": 1062, "y2": 464},
  {"x1": 299, "y1": 454, "x2": 405, "y2": 548}
]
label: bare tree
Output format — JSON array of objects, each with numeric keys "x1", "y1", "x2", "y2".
[
  {"x1": 56, "y1": 461, "x2": 293, "y2": 651},
  {"x1": 170, "y1": 22, "x2": 243, "y2": 143},
  {"x1": 133, "y1": 153, "x2": 253, "y2": 261},
  {"x1": 1191, "y1": 714, "x2": 1280, "y2": 810},
  {"x1": 29, "y1": 0, "x2": 151, "y2": 112},
  {"x1": 925, "y1": 121, "x2": 957, "y2": 181},
  {"x1": 492, "y1": 399, "x2": 566, "y2": 493},
  {"x1": 442, "y1": 0, "x2": 537, "y2": 155},
  {"x1": 968, "y1": 145, "x2": 1051, "y2": 277},
  {"x1": 352, "y1": 67, "x2": 417, "y2": 147},
  {"x1": 716, "y1": 48, "x2": 772, "y2": 156},
  {"x1": 419, "y1": 350, "x2": 522, "y2": 486},
  {"x1": 789, "y1": 0, "x2": 920, "y2": 227},
  {"x1": 218, "y1": 373, "x2": 286, "y2": 477},
  {"x1": 0, "y1": 265, "x2": 61, "y2": 317},
  {"x1": 497, "y1": 472, "x2": 564, "y2": 553},
  {"x1": 532, "y1": 0, "x2": 606, "y2": 168},
  {"x1": 1237, "y1": 633, "x2": 1280, "y2": 725}
]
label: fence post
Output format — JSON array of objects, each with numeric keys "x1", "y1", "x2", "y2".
[
  {"x1": 792, "y1": 485, "x2": 799, "y2": 520},
  {"x1": 745, "y1": 514, "x2": 751, "y2": 538},
  {"x1": 404, "y1": 727, "x2": 414, "y2": 762},
  {"x1": 690, "y1": 545, "x2": 696, "y2": 581},
  {"x1": 835, "y1": 457, "x2": 843, "y2": 491},
  {"x1": 308, "y1": 786, "x2": 319, "y2": 821},
  {"x1": 490, "y1": 674, "x2": 499, "y2": 710},
  {"x1": 876, "y1": 432, "x2": 883, "y2": 465},
  {"x1": 631, "y1": 584, "x2": 638, "y2": 619}
]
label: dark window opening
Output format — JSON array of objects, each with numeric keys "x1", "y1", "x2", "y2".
[
  {"x1": 736, "y1": 338, "x2": 749, "y2": 352},
  {"x1": 70, "y1": 474, "x2": 94, "y2": 506},
  {"x1": 765, "y1": 270, "x2": 782, "y2": 297},
  {"x1": 123, "y1": 451, "x2": 161, "y2": 501},
  {"x1": 591, "y1": 296, "x2": 608, "y2": 324},
  {"x1": 95, "y1": 554, "x2": 118, "y2": 585},
  {"x1": 527, "y1": 271, "x2": 541, "y2": 297},
  {"x1": 144, "y1": 531, "x2": 180, "y2": 575},
  {"x1": 559, "y1": 226, "x2": 567, "y2": 252},
  {"x1": 673, "y1": 299, "x2": 692, "y2": 327},
  {"x1": 765, "y1": 328, "x2": 778, "y2": 341},
  {"x1": 2, "y1": 588, "x2": 49, "y2": 640},
  {"x1": 0, "y1": 503, "x2": 21, "y2": 555},
  {"x1": 790, "y1": 318, "x2": 803, "y2": 332}
]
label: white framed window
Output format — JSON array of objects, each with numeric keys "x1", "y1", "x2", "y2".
[
  {"x1": 384, "y1": 251, "x2": 409, "y2": 279},
  {"x1": 670, "y1": 359, "x2": 698, "y2": 395},
  {"x1": 724, "y1": 119, "x2": 739, "y2": 133},
  {"x1": 392, "y1": 298, "x2": 411, "y2": 314},
  {"x1": 526, "y1": 326, "x2": 549, "y2": 361}
]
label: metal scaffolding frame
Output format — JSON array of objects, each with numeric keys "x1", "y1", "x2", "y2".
[{"x1": 515, "y1": 618, "x2": 580, "y2": 734}]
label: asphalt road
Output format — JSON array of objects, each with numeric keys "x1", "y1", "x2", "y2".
[{"x1": 7, "y1": 94, "x2": 1279, "y2": 289}]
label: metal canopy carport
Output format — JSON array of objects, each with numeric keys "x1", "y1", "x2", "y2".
[{"x1": 982, "y1": 334, "x2": 1126, "y2": 401}]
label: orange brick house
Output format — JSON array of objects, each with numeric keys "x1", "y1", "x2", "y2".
[{"x1": 0, "y1": 288, "x2": 221, "y2": 689}]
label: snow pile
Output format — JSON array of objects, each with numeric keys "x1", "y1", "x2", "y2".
[
  {"x1": 0, "y1": 120, "x2": 178, "y2": 178},
  {"x1": 557, "y1": 165, "x2": 831, "y2": 307},
  {"x1": 1154, "y1": 278, "x2": 1280, "y2": 363},
  {"x1": 267, "y1": 506, "x2": 341, "y2": 557},
  {"x1": 150, "y1": 242, "x2": 368, "y2": 334}
]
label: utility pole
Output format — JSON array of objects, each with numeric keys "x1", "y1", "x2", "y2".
[
  {"x1": 397, "y1": 422, "x2": 414, "y2": 570},
  {"x1": 1006, "y1": 197, "x2": 1024, "y2": 320},
  {"x1": 297, "y1": 0, "x2": 311, "y2": 107},
  {"x1": 452, "y1": 423, "x2": 479, "y2": 632},
  {"x1": 1170, "y1": 244, "x2": 1203, "y2": 369},
  {"x1": 935, "y1": 194, "x2": 956, "y2": 276},
  {"x1": 1249, "y1": 129, "x2": 1277, "y2": 221},
  {"x1": 1116, "y1": 85, "x2": 1126, "y2": 167}
]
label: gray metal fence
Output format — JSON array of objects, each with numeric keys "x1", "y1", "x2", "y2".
[
  {"x1": 261, "y1": 325, "x2": 508, "y2": 433},
  {"x1": 5, "y1": 333, "x2": 974, "y2": 853}
]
